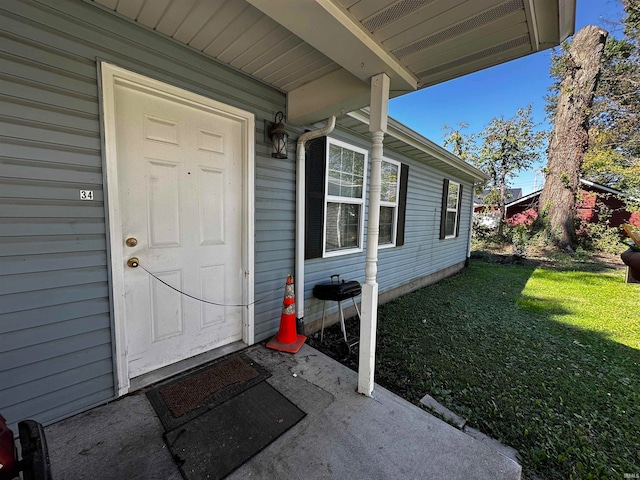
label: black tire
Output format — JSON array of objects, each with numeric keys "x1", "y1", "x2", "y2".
[
  {"x1": 18, "y1": 420, "x2": 52, "y2": 480},
  {"x1": 338, "y1": 340, "x2": 351, "y2": 358}
]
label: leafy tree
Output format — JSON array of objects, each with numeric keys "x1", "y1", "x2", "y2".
[
  {"x1": 474, "y1": 105, "x2": 546, "y2": 223},
  {"x1": 442, "y1": 122, "x2": 475, "y2": 162}
]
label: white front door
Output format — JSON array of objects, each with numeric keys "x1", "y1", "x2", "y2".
[{"x1": 102, "y1": 64, "x2": 254, "y2": 385}]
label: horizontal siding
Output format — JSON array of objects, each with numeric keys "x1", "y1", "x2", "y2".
[
  {"x1": 0, "y1": 344, "x2": 112, "y2": 390},
  {"x1": 303, "y1": 129, "x2": 474, "y2": 324},
  {"x1": 0, "y1": 0, "x2": 477, "y2": 429},
  {"x1": 0, "y1": 0, "x2": 289, "y2": 430},
  {"x1": 2, "y1": 298, "x2": 111, "y2": 333}
]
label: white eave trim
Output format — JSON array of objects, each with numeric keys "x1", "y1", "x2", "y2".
[
  {"x1": 526, "y1": 0, "x2": 576, "y2": 50},
  {"x1": 246, "y1": 0, "x2": 417, "y2": 92},
  {"x1": 347, "y1": 110, "x2": 489, "y2": 182}
]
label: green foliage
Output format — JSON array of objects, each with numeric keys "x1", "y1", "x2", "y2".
[
  {"x1": 370, "y1": 260, "x2": 640, "y2": 480},
  {"x1": 582, "y1": 130, "x2": 640, "y2": 199},
  {"x1": 508, "y1": 224, "x2": 531, "y2": 257},
  {"x1": 443, "y1": 107, "x2": 547, "y2": 220},
  {"x1": 474, "y1": 105, "x2": 546, "y2": 194},
  {"x1": 442, "y1": 122, "x2": 475, "y2": 162},
  {"x1": 577, "y1": 221, "x2": 626, "y2": 254}
]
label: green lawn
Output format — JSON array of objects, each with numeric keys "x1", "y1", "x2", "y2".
[{"x1": 370, "y1": 256, "x2": 640, "y2": 479}]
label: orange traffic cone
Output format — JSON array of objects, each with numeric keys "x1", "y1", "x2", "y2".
[{"x1": 266, "y1": 275, "x2": 306, "y2": 353}]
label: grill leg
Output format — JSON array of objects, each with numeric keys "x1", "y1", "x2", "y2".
[
  {"x1": 320, "y1": 301, "x2": 327, "y2": 343},
  {"x1": 338, "y1": 301, "x2": 348, "y2": 343},
  {"x1": 352, "y1": 296, "x2": 361, "y2": 321}
]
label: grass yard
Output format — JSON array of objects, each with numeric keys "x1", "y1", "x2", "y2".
[{"x1": 312, "y1": 254, "x2": 640, "y2": 479}]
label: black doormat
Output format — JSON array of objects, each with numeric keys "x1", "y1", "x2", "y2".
[
  {"x1": 146, "y1": 353, "x2": 270, "y2": 431},
  {"x1": 164, "y1": 381, "x2": 305, "y2": 480}
]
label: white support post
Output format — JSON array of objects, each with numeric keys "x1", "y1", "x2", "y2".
[{"x1": 358, "y1": 73, "x2": 389, "y2": 396}]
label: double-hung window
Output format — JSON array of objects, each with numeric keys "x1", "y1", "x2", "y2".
[
  {"x1": 379, "y1": 158, "x2": 400, "y2": 247},
  {"x1": 324, "y1": 139, "x2": 367, "y2": 255},
  {"x1": 305, "y1": 137, "x2": 409, "y2": 259},
  {"x1": 440, "y1": 179, "x2": 463, "y2": 239}
]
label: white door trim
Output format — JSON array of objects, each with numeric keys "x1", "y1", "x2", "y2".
[{"x1": 100, "y1": 63, "x2": 255, "y2": 396}]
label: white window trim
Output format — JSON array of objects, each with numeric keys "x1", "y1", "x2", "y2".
[
  {"x1": 322, "y1": 138, "x2": 368, "y2": 258},
  {"x1": 379, "y1": 157, "x2": 401, "y2": 249},
  {"x1": 445, "y1": 180, "x2": 460, "y2": 239}
]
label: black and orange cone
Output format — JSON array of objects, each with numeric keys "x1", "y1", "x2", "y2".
[{"x1": 266, "y1": 275, "x2": 306, "y2": 353}]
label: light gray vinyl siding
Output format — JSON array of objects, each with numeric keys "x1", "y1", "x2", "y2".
[
  {"x1": 303, "y1": 128, "x2": 473, "y2": 322},
  {"x1": 1, "y1": 0, "x2": 291, "y2": 429}
]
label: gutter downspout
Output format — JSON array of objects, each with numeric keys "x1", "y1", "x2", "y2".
[{"x1": 295, "y1": 117, "x2": 336, "y2": 328}]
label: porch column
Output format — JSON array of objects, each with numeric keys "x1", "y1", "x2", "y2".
[{"x1": 358, "y1": 73, "x2": 389, "y2": 396}]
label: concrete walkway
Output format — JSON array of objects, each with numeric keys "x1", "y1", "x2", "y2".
[{"x1": 45, "y1": 344, "x2": 521, "y2": 479}]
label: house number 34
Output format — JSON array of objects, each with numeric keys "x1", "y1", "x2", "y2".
[{"x1": 80, "y1": 190, "x2": 94, "y2": 200}]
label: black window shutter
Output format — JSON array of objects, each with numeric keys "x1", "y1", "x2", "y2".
[
  {"x1": 456, "y1": 184, "x2": 464, "y2": 237},
  {"x1": 439, "y1": 179, "x2": 449, "y2": 240},
  {"x1": 305, "y1": 136, "x2": 326, "y2": 259},
  {"x1": 395, "y1": 164, "x2": 409, "y2": 246}
]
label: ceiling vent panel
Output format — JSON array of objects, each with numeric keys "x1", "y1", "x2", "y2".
[
  {"x1": 362, "y1": 0, "x2": 437, "y2": 32},
  {"x1": 415, "y1": 34, "x2": 530, "y2": 79},
  {"x1": 393, "y1": 0, "x2": 524, "y2": 59}
]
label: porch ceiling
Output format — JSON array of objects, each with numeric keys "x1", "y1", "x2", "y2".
[{"x1": 90, "y1": 0, "x2": 575, "y2": 125}]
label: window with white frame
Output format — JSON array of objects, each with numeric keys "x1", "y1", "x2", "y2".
[
  {"x1": 379, "y1": 158, "x2": 400, "y2": 246},
  {"x1": 443, "y1": 180, "x2": 460, "y2": 238},
  {"x1": 324, "y1": 139, "x2": 367, "y2": 255}
]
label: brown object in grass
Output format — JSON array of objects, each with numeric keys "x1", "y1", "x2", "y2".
[{"x1": 621, "y1": 248, "x2": 640, "y2": 282}]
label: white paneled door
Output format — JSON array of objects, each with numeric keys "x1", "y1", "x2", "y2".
[{"x1": 112, "y1": 78, "x2": 246, "y2": 379}]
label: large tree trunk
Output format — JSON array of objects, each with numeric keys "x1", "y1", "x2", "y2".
[{"x1": 539, "y1": 25, "x2": 608, "y2": 250}]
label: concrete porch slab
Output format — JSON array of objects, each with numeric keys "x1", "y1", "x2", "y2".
[{"x1": 45, "y1": 344, "x2": 521, "y2": 480}]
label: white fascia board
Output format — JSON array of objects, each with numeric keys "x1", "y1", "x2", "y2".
[
  {"x1": 246, "y1": 0, "x2": 418, "y2": 92},
  {"x1": 527, "y1": 0, "x2": 576, "y2": 50},
  {"x1": 580, "y1": 179, "x2": 625, "y2": 196},
  {"x1": 579, "y1": 179, "x2": 639, "y2": 201},
  {"x1": 507, "y1": 189, "x2": 543, "y2": 207},
  {"x1": 509, "y1": 180, "x2": 633, "y2": 209},
  {"x1": 347, "y1": 110, "x2": 489, "y2": 182},
  {"x1": 558, "y1": 0, "x2": 577, "y2": 42}
]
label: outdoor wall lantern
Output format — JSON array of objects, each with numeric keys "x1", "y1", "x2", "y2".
[{"x1": 268, "y1": 111, "x2": 288, "y2": 159}]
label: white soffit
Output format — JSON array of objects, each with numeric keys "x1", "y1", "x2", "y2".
[{"x1": 90, "y1": 0, "x2": 575, "y2": 125}]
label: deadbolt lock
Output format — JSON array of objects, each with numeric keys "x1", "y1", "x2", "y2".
[
  {"x1": 127, "y1": 257, "x2": 139, "y2": 268},
  {"x1": 125, "y1": 237, "x2": 138, "y2": 247}
]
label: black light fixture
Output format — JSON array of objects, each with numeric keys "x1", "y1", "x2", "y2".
[{"x1": 268, "y1": 111, "x2": 288, "y2": 159}]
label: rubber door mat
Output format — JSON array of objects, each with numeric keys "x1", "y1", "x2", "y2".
[
  {"x1": 164, "y1": 381, "x2": 305, "y2": 480},
  {"x1": 146, "y1": 354, "x2": 270, "y2": 431}
]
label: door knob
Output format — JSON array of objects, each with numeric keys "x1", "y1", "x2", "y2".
[
  {"x1": 125, "y1": 237, "x2": 138, "y2": 247},
  {"x1": 127, "y1": 257, "x2": 139, "y2": 268}
]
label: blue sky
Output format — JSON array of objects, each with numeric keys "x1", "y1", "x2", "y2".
[{"x1": 389, "y1": 0, "x2": 626, "y2": 195}]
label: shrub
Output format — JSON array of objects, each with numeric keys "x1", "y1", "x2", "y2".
[
  {"x1": 506, "y1": 208, "x2": 538, "y2": 227},
  {"x1": 577, "y1": 221, "x2": 626, "y2": 254},
  {"x1": 507, "y1": 223, "x2": 531, "y2": 256}
]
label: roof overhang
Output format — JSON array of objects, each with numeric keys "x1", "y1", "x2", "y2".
[
  {"x1": 90, "y1": 0, "x2": 576, "y2": 125},
  {"x1": 247, "y1": 0, "x2": 418, "y2": 123}
]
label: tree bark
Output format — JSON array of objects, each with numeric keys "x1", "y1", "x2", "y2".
[{"x1": 539, "y1": 25, "x2": 608, "y2": 250}]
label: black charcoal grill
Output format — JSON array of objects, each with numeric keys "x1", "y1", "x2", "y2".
[{"x1": 313, "y1": 275, "x2": 361, "y2": 356}]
